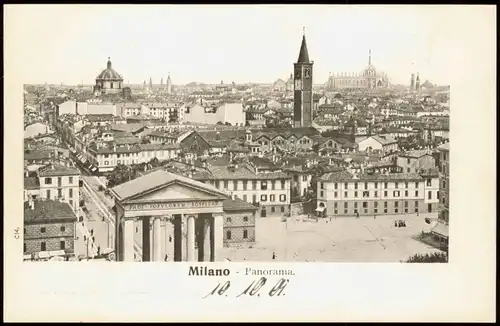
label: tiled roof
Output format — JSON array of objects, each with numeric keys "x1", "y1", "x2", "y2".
[
  {"x1": 202, "y1": 164, "x2": 288, "y2": 181},
  {"x1": 110, "y1": 123, "x2": 146, "y2": 133},
  {"x1": 24, "y1": 200, "x2": 77, "y2": 223},
  {"x1": 24, "y1": 150, "x2": 53, "y2": 161},
  {"x1": 24, "y1": 177, "x2": 40, "y2": 190},
  {"x1": 111, "y1": 169, "x2": 228, "y2": 201},
  {"x1": 38, "y1": 163, "x2": 80, "y2": 177},
  {"x1": 371, "y1": 135, "x2": 397, "y2": 145},
  {"x1": 223, "y1": 198, "x2": 258, "y2": 212},
  {"x1": 95, "y1": 143, "x2": 180, "y2": 154},
  {"x1": 114, "y1": 137, "x2": 141, "y2": 145},
  {"x1": 319, "y1": 171, "x2": 426, "y2": 182},
  {"x1": 399, "y1": 150, "x2": 431, "y2": 158}
]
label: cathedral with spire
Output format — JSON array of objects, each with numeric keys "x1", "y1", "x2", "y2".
[
  {"x1": 293, "y1": 28, "x2": 314, "y2": 128},
  {"x1": 326, "y1": 50, "x2": 389, "y2": 90}
]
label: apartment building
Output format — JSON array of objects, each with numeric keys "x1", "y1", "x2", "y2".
[
  {"x1": 196, "y1": 164, "x2": 291, "y2": 218},
  {"x1": 27, "y1": 163, "x2": 81, "y2": 213},
  {"x1": 316, "y1": 169, "x2": 440, "y2": 217}
]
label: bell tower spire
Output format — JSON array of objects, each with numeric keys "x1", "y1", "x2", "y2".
[
  {"x1": 107, "y1": 57, "x2": 112, "y2": 69},
  {"x1": 368, "y1": 49, "x2": 371, "y2": 65}
]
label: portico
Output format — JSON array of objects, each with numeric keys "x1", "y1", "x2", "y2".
[{"x1": 110, "y1": 169, "x2": 228, "y2": 262}]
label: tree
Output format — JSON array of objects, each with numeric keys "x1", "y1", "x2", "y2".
[
  {"x1": 403, "y1": 252, "x2": 448, "y2": 263},
  {"x1": 216, "y1": 121, "x2": 224, "y2": 125}
]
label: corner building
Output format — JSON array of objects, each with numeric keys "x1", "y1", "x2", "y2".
[{"x1": 316, "y1": 169, "x2": 440, "y2": 217}]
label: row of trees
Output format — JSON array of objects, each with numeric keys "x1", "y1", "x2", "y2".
[{"x1": 106, "y1": 157, "x2": 163, "y2": 188}]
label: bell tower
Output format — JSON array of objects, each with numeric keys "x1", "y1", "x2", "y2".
[{"x1": 293, "y1": 28, "x2": 314, "y2": 128}]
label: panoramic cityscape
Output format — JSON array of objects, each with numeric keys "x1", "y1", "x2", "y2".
[{"x1": 22, "y1": 11, "x2": 450, "y2": 264}]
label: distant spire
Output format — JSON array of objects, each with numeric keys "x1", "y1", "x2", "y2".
[
  {"x1": 107, "y1": 57, "x2": 112, "y2": 69},
  {"x1": 297, "y1": 29, "x2": 310, "y2": 63},
  {"x1": 368, "y1": 49, "x2": 371, "y2": 65}
]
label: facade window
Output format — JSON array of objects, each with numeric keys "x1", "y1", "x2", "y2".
[
  {"x1": 243, "y1": 230, "x2": 248, "y2": 239},
  {"x1": 362, "y1": 202, "x2": 368, "y2": 208},
  {"x1": 224, "y1": 181, "x2": 228, "y2": 189},
  {"x1": 69, "y1": 188, "x2": 73, "y2": 198},
  {"x1": 374, "y1": 191, "x2": 378, "y2": 198},
  {"x1": 270, "y1": 194, "x2": 276, "y2": 202},
  {"x1": 334, "y1": 191, "x2": 338, "y2": 198},
  {"x1": 271, "y1": 207, "x2": 275, "y2": 213},
  {"x1": 279, "y1": 194, "x2": 286, "y2": 202},
  {"x1": 60, "y1": 241, "x2": 66, "y2": 250},
  {"x1": 334, "y1": 183, "x2": 338, "y2": 189},
  {"x1": 320, "y1": 182, "x2": 324, "y2": 189},
  {"x1": 243, "y1": 181, "x2": 248, "y2": 190},
  {"x1": 407, "y1": 168, "x2": 411, "y2": 173},
  {"x1": 252, "y1": 194, "x2": 257, "y2": 203},
  {"x1": 344, "y1": 182, "x2": 348, "y2": 189},
  {"x1": 354, "y1": 191, "x2": 358, "y2": 198},
  {"x1": 261, "y1": 194, "x2": 267, "y2": 201},
  {"x1": 344, "y1": 191, "x2": 348, "y2": 198},
  {"x1": 41, "y1": 227, "x2": 46, "y2": 233},
  {"x1": 227, "y1": 217, "x2": 232, "y2": 223},
  {"x1": 281, "y1": 206, "x2": 285, "y2": 213},
  {"x1": 395, "y1": 182, "x2": 399, "y2": 189},
  {"x1": 272, "y1": 181, "x2": 276, "y2": 190},
  {"x1": 24, "y1": 243, "x2": 26, "y2": 253},
  {"x1": 243, "y1": 194, "x2": 247, "y2": 202},
  {"x1": 261, "y1": 181, "x2": 268, "y2": 190},
  {"x1": 45, "y1": 178, "x2": 52, "y2": 185},
  {"x1": 442, "y1": 181, "x2": 446, "y2": 189},
  {"x1": 46, "y1": 190, "x2": 51, "y2": 198},
  {"x1": 364, "y1": 182, "x2": 368, "y2": 189},
  {"x1": 226, "y1": 230, "x2": 232, "y2": 240},
  {"x1": 281, "y1": 180, "x2": 285, "y2": 189},
  {"x1": 415, "y1": 182, "x2": 419, "y2": 188},
  {"x1": 393, "y1": 191, "x2": 400, "y2": 197},
  {"x1": 415, "y1": 191, "x2": 419, "y2": 197},
  {"x1": 374, "y1": 182, "x2": 378, "y2": 189},
  {"x1": 405, "y1": 182, "x2": 408, "y2": 188},
  {"x1": 215, "y1": 181, "x2": 220, "y2": 188},
  {"x1": 384, "y1": 182, "x2": 388, "y2": 189},
  {"x1": 58, "y1": 188, "x2": 62, "y2": 198},
  {"x1": 428, "y1": 191, "x2": 432, "y2": 200},
  {"x1": 60, "y1": 226, "x2": 65, "y2": 232},
  {"x1": 233, "y1": 181, "x2": 238, "y2": 190},
  {"x1": 243, "y1": 216, "x2": 249, "y2": 222},
  {"x1": 252, "y1": 181, "x2": 257, "y2": 190},
  {"x1": 354, "y1": 202, "x2": 358, "y2": 208},
  {"x1": 354, "y1": 182, "x2": 358, "y2": 190},
  {"x1": 41, "y1": 242, "x2": 46, "y2": 251},
  {"x1": 320, "y1": 191, "x2": 324, "y2": 198},
  {"x1": 426, "y1": 178, "x2": 432, "y2": 186},
  {"x1": 384, "y1": 191, "x2": 388, "y2": 197},
  {"x1": 344, "y1": 202, "x2": 348, "y2": 208},
  {"x1": 362, "y1": 191, "x2": 369, "y2": 198},
  {"x1": 69, "y1": 177, "x2": 73, "y2": 184},
  {"x1": 404, "y1": 190, "x2": 408, "y2": 197}
]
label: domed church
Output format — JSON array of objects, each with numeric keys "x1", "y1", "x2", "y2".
[{"x1": 94, "y1": 57, "x2": 124, "y2": 95}]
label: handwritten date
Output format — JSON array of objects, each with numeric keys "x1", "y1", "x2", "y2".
[{"x1": 203, "y1": 277, "x2": 289, "y2": 299}]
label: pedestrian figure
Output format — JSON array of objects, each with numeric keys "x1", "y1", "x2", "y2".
[
  {"x1": 92, "y1": 236, "x2": 95, "y2": 242},
  {"x1": 91, "y1": 229, "x2": 94, "y2": 236},
  {"x1": 356, "y1": 212, "x2": 360, "y2": 219},
  {"x1": 272, "y1": 252, "x2": 276, "y2": 260},
  {"x1": 84, "y1": 235, "x2": 86, "y2": 241},
  {"x1": 329, "y1": 216, "x2": 332, "y2": 222},
  {"x1": 164, "y1": 254, "x2": 168, "y2": 262},
  {"x1": 374, "y1": 214, "x2": 377, "y2": 219},
  {"x1": 97, "y1": 246, "x2": 101, "y2": 255},
  {"x1": 394, "y1": 221, "x2": 398, "y2": 228}
]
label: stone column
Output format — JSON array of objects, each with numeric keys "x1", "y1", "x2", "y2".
[
  {"x1": 142, "y1": 217, "x2": 151, "y2": 261},
  {"x1": 186, "y1": 215, "x2": 196, "y2": 262},
  {"x1": 210, "y1": 213, "x2": 224, "y2": 262},
  {"x1": 162, "y1": 216, "x2": 173, "y2": 261},
  {"x1": 203, "y1": 216, "x2": 211, "y2": 262},
  {"x1": 153, "y1": 217, "x2": 163, "y2": 261},
  {"x1": 123, "y1": 218, "x2": 135, "y2": 262}
]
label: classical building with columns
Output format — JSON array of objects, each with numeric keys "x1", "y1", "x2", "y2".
[{"x1": 110, "y1": 168, "x2": 229, "y2": 262}]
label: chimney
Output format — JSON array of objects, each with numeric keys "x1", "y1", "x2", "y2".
[{"x1": 28, "y1": 197, "x2": 35, "y2": 210}]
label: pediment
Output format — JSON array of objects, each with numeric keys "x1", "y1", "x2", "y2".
[{"x1": 127, "y1": 181, "x2": 226, "y2": 203}]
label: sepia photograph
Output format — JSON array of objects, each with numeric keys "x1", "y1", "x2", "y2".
[
  {"x1": 5, "y1": 4, "x2": 496, "y2": 323},
  {"x1": 21, "y1": 6, "x2": 452, "y2": 264}
]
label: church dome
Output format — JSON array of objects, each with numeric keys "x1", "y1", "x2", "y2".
[{"x1": 96, "y1": 58, "x2": 123, "y2": 81}]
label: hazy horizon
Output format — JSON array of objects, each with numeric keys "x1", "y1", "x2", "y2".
[{"x1": 7, "y1": 5, "x2": 458, "y2": 86}]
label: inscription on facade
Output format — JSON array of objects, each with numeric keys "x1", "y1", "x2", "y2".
[{"x1": 127, "y1": 201, "x2": 220, "y2": 211}]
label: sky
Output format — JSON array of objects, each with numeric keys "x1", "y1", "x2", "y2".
[{"x1": 6, "y1": 5, "x2": 463, "y2": 86}]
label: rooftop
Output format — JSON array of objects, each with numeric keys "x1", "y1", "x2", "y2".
[
  {"x1": 223, "y1": 198, "x2": 258, "y2": 212},
  {"x1": 38, "y1": 163, "x2": 80, "y2": 177},
  {"x1": 24, "y1": 199, "x2": 77, "y2": 223}
]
